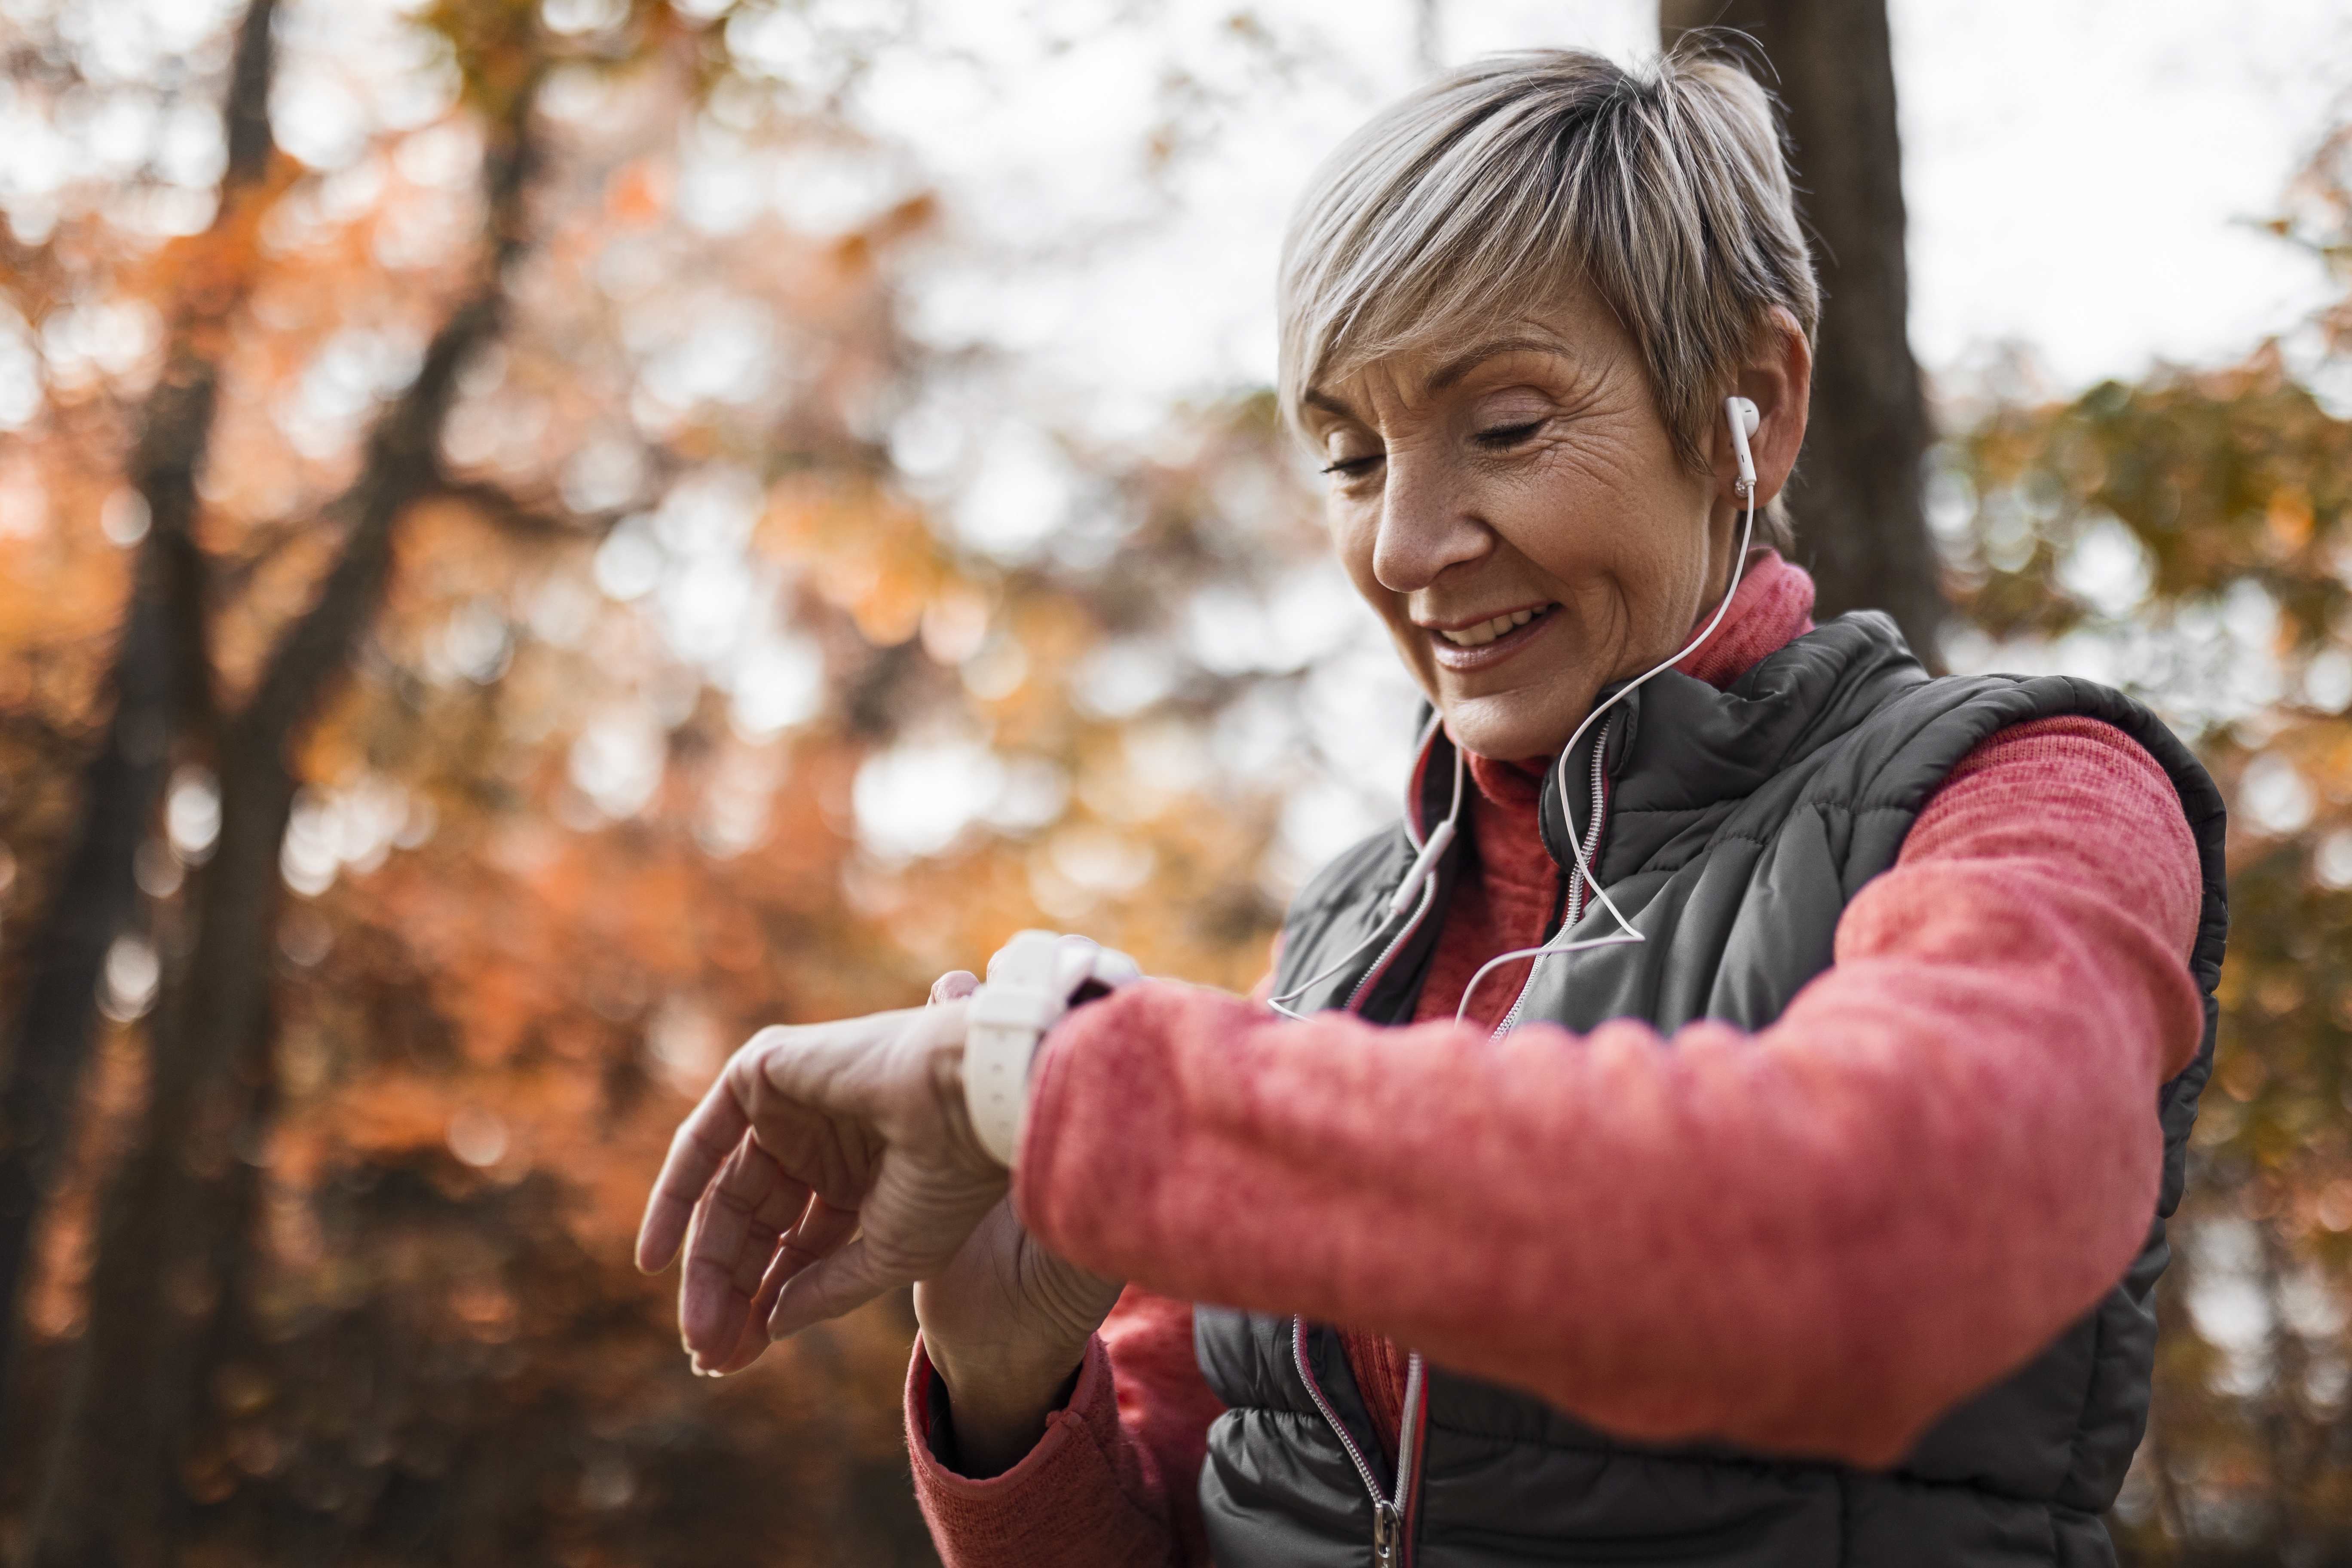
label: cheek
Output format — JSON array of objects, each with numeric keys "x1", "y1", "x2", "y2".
[
  {"x1": 1502, "y1": 443, "x2": 1702, "y2": 601},
  {"x1": 1328, "y1": 500, "x2": 1398, "y2": 612},
  {"x1": 1484, "y1": 453, "x2": 1629, "y2": 585},
  {"x1": 1328, "y1": 498, "x2": 1439, "y2": 690}
]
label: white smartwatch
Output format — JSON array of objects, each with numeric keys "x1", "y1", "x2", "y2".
[{"x1": 963, "y1": 930, "x2": 1140, "y2": 1167}]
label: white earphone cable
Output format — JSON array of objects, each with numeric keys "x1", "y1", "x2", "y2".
[
  {"x1": 1452, "y1": 481, "x2": 1759, "y2": 1026},
  {"x1": 1272, "y1": 397, "x2": 1763, "y2": 1026}
]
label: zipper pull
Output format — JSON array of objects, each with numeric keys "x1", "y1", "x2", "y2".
[{"x1": 1372, "y1": 1499, "x2": 1402, "y2": 1568}]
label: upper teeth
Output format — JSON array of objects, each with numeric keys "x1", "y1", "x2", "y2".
[{"x1": 1439, "y1": 606, "x2": 1544, "y2": 647}]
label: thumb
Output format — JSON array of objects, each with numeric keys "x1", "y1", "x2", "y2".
[
  {"x1": 929, "y1": 970, "x2": 979, "y2": 1005},
  {"x1": 766, "y1": 1236, "x2": 901, "y2": 1340}
]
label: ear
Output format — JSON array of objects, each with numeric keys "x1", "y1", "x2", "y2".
[{"x1": 1718, "y1": 306, "x2": 1811, "y2": 509}]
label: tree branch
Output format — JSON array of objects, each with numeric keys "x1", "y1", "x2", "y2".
[
  {"x1": 0, "y1": 0, "x2": 276, "y2": 1438},
  {"x1": 241, "y1": 81, "x2": 542, "y2": 754},
  {"x1": 435, "y1": 476, "x2": 633, "y2": 542}
]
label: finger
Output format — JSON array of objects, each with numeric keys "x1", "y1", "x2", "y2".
[
  {"x1": 747, "y1": 1199, "x2": 863, "y2": 1348},
  {"x1": 680, "y1": 1132, "x2": 808, "y2": 1361},
  {"x1": 636, "y1": 1053, "x2": 757, "y2": 1273},
  {"x1": 707, "y1": 1199, "x2": 863, "y2": 1375},
  {"x1": 702, "y1": 1234, "x2": 797, "y2": 1376},
  {"x1": 766, "y1": 1234, "x2": 904, "y2": 1341},
  {"x1": 680, "y1": 1131, "x2": 812, "y2": 1364},
  {"x1": 929, "y1": 971, "x2": 979, "y2": 1005},
  {"x1": 781, "y1": 1196, "x2": 863, "y2": 1273}
]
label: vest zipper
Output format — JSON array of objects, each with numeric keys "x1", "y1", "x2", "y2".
[
  {"x1": 1291, "y1": 1315, "x2": 1426, "y2": 1568},
  {"x1": 1343, "y1": 867, "x2": 1438, "y2": 1015},
  {"x1": 1492, "y1": 717, "x2": 1611, "y2": 1039}
]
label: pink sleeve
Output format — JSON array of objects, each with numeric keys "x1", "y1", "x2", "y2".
[
  {"x1": 906, "y1": 1286, "x2": 1222, "y2": 1568},
  {"x1": 1014, "y1": 716, "x2": 2205, "y2": 1466}
]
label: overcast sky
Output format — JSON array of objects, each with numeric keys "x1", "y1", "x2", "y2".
[{"x1": 844, "y1": 0, "x2": 2352, "y2": 436}]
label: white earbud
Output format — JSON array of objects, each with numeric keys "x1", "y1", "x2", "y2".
[{"x1": 1726, "y1": 396, "x2": 1760, "y2": 499}]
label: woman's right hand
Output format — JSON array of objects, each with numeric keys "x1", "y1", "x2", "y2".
[{"x1": 913, "y1": 970, "x2": 1126, "y2": 1478}]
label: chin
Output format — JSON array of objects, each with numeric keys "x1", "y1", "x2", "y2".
[{"x1": 1439, "y1": 704, "x2": 1573, "y2": 764}]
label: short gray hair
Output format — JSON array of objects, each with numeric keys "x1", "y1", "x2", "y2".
[{"x1": 1278, "y1": 46, "x2": 1818, "y2": 550}]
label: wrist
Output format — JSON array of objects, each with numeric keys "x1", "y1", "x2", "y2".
[
  {"x1": 922, "y1": 1333, "x2": 1087, "y2": 1479},
  {"x1": 925, "y1": 1331, "x2": 1086, "y2": 1410}
]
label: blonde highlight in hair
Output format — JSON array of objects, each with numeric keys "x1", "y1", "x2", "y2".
[{"x1": 1278, "y1": 46, "x2": 1817, "y2": 550}]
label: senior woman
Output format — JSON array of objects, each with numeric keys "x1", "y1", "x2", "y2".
[{"x1": 638, "y1": 47, "x2": 2223, "y2": 1567}]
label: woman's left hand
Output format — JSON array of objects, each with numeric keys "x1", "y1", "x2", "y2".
[{"x1": 634, "y1": 998, "x2": 1008, "y2": 1375}]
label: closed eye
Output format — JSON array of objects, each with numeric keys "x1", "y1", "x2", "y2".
[
  {"x1": 1474, "y1": 419, "x2": 1546, "y2": 448},
  {"x1": 1320, "y1": 453, "x2": 1382, "y2": 478}
]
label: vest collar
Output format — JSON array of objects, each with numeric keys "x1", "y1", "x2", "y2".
[
  {"x1": 1528, "y1": 613, "x2": 1929, "y2": 879},
  {"x1": 1404, "y1": 616, "x2": 1927, "y2": 879},
  {"x1": 1405, "y1": 551, "x2": 1833, "y2": 854}
]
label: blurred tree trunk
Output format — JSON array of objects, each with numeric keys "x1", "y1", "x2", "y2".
[
  {"x1": 27, "y1": 47, "x2": 547, "y2": 1568},
  {"x1": 0, "y1": 0, "x2": 276, "y2": 1433},
  {"x1": 1660, "y1": 0, "x2": 1943, "y2": 662}
]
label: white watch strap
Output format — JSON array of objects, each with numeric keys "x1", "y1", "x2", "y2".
[
  {"x1": 963, "y1": 930, "x2": 1140, "y2": 1168},
  {"x1": 965, "y1": 931, "x2": 1061, "y2": 1167}
]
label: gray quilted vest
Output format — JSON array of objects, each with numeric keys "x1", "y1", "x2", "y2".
[{"x1": 1197, "y1": 613, "x2": 2227, "y2": 1568}]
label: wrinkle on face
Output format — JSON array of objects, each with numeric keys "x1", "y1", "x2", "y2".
[{"x1": 1308, "y1": 290, "x2": 1729, "y2": 761}]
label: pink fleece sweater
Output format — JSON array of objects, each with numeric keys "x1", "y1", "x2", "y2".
[{"x1": 905, "y1": 557, "x2": 2205, "y2": 1568}]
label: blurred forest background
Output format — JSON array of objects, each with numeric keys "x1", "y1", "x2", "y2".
[{"x1": 0, "y1": 0, "x2": 2347, "y2": 1564}]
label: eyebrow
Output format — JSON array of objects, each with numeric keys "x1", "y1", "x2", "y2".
[
  {"x1": 1426, "y1": 335, "x2": 1572, "y2": 392},
  {"x1": 1303, "y1": 333, "x2": 1575, "y2": 423}
]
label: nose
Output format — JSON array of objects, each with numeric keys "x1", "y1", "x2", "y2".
[{"x1": 1371, "y1": 448, "x2": 1491, "y2": 594}]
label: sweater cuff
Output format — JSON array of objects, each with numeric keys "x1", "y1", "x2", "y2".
[
  {"x1": 906, "y1": 1329, "x2": 1174, "y2": 1568},
  {"x1": 907, "y1": 1331, "x2": 1105, "y2": 1493}
]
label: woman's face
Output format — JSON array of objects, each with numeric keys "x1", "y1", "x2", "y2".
[{"x1": 1306, "y1": 289, "x2": 1743, "y2": 763}]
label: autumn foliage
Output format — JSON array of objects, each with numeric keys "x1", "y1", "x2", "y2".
[
  {"x1": 0, "y1": 3, "x2": 1308, "y2": 1562},
  {"x1": 2, "y1": 3, "x2": 2351, "y2": 1566}
]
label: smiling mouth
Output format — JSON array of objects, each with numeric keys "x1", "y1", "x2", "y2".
[{"x1": 1433, "y1": 603, "x2": 1554, "y2": 648}]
